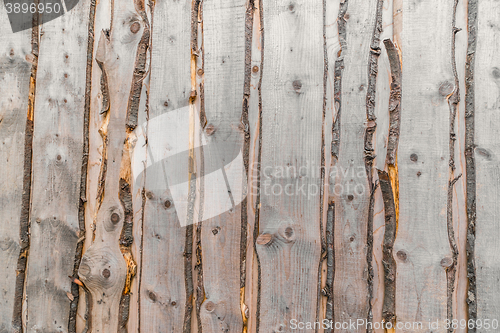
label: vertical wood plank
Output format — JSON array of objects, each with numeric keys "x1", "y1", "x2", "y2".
[
  {"x1": 25, "y1": 0, "x2": 92, "y2": 330},
  {"x1": 138, "y1": 0, "x2": 191, "y2": 331},
  {"x1": 393, "y1": 0, "x2": 455, "y2": 330},
  {"x1": 77, "y1": 0, "x2": 111, "y2": 330},
  {"x1": 474, "y1": 0, "x2": 500, "y2": 324},
  {"x1": 257, "y1": 0, "x2": 323, "y2": 330},
  {"x1": 332, "y1": 0, "x2": 377, "y2": 329},
  {"x1": 199, "y1": 0, "x2": 246, "y2": 331},
  {"x1": 0, "y1": 6, "x2": 32, "y2": 332},
  {"x1": 77, "y1": 0, "x2": 148, "y2": 330}
]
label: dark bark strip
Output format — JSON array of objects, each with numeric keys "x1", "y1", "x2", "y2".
[
  {"x1": 383, "y1": 39, "x2": 401, "y2": 167},
  {"x1": 12, "y1": 6, "x2": 38, "y2": 332},
  {"x1": 465, "y1": 0, "x2": 478, "y2": 329},
  {"x1": 445, "y1": 0, "x2": 462, "y2": 329},
  {"x1": 324, "y1": 204, "x2": 335, "y2": 333},
  {"x1": 68, "y1": 0, "x2": 97, "y2": 331},
  {"x1": 316, "y1": 0, "x2": 328, "y2": 327},
  {"x1": 377, "y1": 171, "x2": 397, "y2": 327},
  {"x1": 126, "y1": 0, "x2": 151, "y2": 130},
  {"x1": 380, "y1": 39, "x2": 401, "y2": 331},
  {"x1": 252, "y1": 0, "x2": 264, "y2": 330},
  {"x1": 364, "y1": 1, "x2": 383, "y2": 330},
  {"x1": 185, "y1": 1, "x2": 203, "y2": 331},
  {"x1": 241, "y1": 1, "x2": 255, "y2": 332},
  {"x1": 118, "y1": 179, "x2": 137, "y2": 333}
]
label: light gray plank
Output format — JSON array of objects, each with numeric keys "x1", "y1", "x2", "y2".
[
  {"x1": 24, "y1": 0, "x2": 92, "y2": 331},
  {"x1": 393, "y1": 0, "x2": 456, "y2": 330},
  {"x1": 256, "y1": 1, "x2": 324, "y2": 331},
  {"x1": 474, "y1": 0, "x2": 500, "y2": 326},
  {"x1": 0, "y1": 5, "x2": 32, "y2": 332},
  {"x1": 138, "y1": 0, "x2": 192, "y2": 331},
  {"x1": 332, "y1": 0, "x2": 378, "y2": 329},
  {"x1": 199, "y1": 0, "x2": 247, "y2": 331},
  {"x1": 77, "y1": 0, "x2": 148, "y2": 330}
]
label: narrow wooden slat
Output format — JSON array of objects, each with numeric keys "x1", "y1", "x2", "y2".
[
  {"x1": 24, "y1": 1, "x2": 92, "y2": 330},
  {"x1": 0, "y1": 6, "x2": 32, "y2": 331},
  {"x1": 257, "y1": 0, "x2": 323, "y2": 330},
  {"x1": 138, "y1": 0, "x2": 191, "y2": 331},
  {"x1": 199, "y1": 0, "x2": 246, "y2": 331},
  {"x1": 76, "y1": 0, "x2": 111, "y2": 330},
  {"x1": 77, "y1": 0, "x2": 148, "y2": 330},
  {"x1": 393, "y1": 0, "x2": 455, "y2": 330},
  {"x1": 332, "y1": 0, "x2": 377, "y2": 329},
  {"x1": 474, "y1": 0, "x2": 500, "y2": 324}
]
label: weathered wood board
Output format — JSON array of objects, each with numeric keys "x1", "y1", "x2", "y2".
[
  {"x1": 474, "y1": 0, "x2": 500, "y2": 326},
  {"x1": 25, "y1": 0, "x2": 92, "y2": 331},
  {"x1": 0, "y1": 4, "x2": 32, "y2": 332},
  {"x1": 0, "y1": 0, "x2": 498, "y2": 331}
]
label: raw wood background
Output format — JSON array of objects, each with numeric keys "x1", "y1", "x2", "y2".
[{"x1": 0, "y1": 0, "x2": 498, "y2": 332}]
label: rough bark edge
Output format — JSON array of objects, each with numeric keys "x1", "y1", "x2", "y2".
[
  {"x1": 126, "y1": 0, "x2": 151, "y2": 130},
  {"x1": 382, "y1": 39, "x2": 401, "y2": 166},
  {"x1": 251, "y1": 0, "x2": 264, "y2": 330},
  {"x1": 364, "y1": 2, "x2": 384, "y2": 330},
  {"x1": 465, "y1": 0, "x2": 477, "y2": 329},
  {"x1": 323, "y1": 203, "x2": 335, "y2": 333},
  {"x1": 12, "y1": 5, "x2": 38, "y2": 332},
  {"x1": 445, "y1": 0, "x2": 463, "y2": 330},
  {"x1": 68, "y1": 0, "x2": 97, "y2": 331},
  {"x1": 377, "y1": 170, "x2": 397, "y2": 327},
  {"x1": 240, "y1": 1, "x2": 255, "y2": 332}
]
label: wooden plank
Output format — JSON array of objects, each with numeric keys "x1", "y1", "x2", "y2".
[
  {"x1": 256, "y1": 0, "x2": 324, "y2": 330},
  {"x1": 393, "y1": 0, "x2": 455, "y2": 330},
  {"x1": 137, "y1": 0, "x2": 192, "y2": 331},
  {"x1": 332, "y1": 0, "x2": 378, "y2": 329},
  {"x1": 474, "y1": 0, "x2": 500, "y2": 325},
  {"x1": 199, "y1": 0, "x2": 247, "y2": 331},
  {"x1": 76, "y1": 0, "x2": 111, "y2": 330},
  {"x1": 77, "y1": 0, "x2": 148, "y2": 330},
  {"x1": 24, "y1": 0, "x2": 92, "y2": 330},
  {"x1": 0, "y1": 5, "x2": 32, "y2": 332}
]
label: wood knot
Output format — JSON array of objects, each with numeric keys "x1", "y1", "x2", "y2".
[
  {"x1": 164, "y1": 101, "x2": 169, "y2": 107},
  {"x1": 439, "y1": 81, "x2": 454, "y2": 96},
  {"x1": 288, "y1": 3, "x2": 295, "y2": 11},
  {"x1": 130, "y1": 22, "x2": 141, "y2": 34},
  {"x1": 197, "y1": 69, "x2": 204, "y2": 76},
  {"x1": 148, "y1": 291, "x2": 157, "y2": 302},
  {"x1": 205, "y1": 301, "x2": 215, "y2": 312},
  {"x1": 256, "y1": 233, "x2": 272, "y2": 245},
  {"x1": 410, "y1": 153, "x2": 418, "y2": 162},
  {"x1": 205, "y1": 124, "x2": 216, "y2": 136},
  {"x1": 102, "y1": 268, "x2": 111, "y2": 279},
  {"x1": 441, "y1": 257, "x2": 454, "y2": 268},
  {"x1": 292, "y1": 80, "x2": 302, "y2": 92},
  {"x1": 164, "y1": 200, "x2": 172, "y2": 209},
  {"x1": 146, "y1": 191, "x2": 154, "y2": 200},
  {"x1": 347, "y1": 194, "x2": 354, "y2": 201},
  {"x1": 396, "y1": 250, "x2": 407, "y2": 262},
  {"x1": 492, "y1": 67, "x2": 500, "y2": 79},
  {"x1": 252, "y1": 65, "x2": 259, "y2": 73},
  {"x1": 111, "y1": 212, "x2": 120, "y2": 224}
]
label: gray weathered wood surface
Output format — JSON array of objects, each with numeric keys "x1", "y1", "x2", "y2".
[{"x1": 0, "y1": 0, "x2": 498, "y2": 331}]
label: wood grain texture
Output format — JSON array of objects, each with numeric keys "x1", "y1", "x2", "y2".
[
  {"x1": 76, "y1": 0, "x2": 111, "y2": 330},
  {"x1": 332, "y1": 0, "x2": 377, "y2": 329},
  {"x1": 393, "y1": 0, "x2": 455, "y2": 330},
  {"x1": 24, "y1": 0, "x2": 92, "y2": 331},
  {"x1": 77, "y1": 0, "x2": 146, "y2": 330},
  {"x1": 138, "y1": 0, "x2": 191, "y2": 331},
  {"x1": 199, "y1": 0, "x2": 246, "y2": 331},
  {"x1": 257, "y1": 0, "x2": 323, "y2": 331},
  {"x1": 0, "y1": 6, "x2": 32, "y2": 332},
  {"x1": 474, "y1": 0, "x2": 500, "y2": 325}
]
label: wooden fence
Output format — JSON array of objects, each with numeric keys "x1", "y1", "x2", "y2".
[{"x1": 0, "y1": 0, "x2": 499, "y2": 332}]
